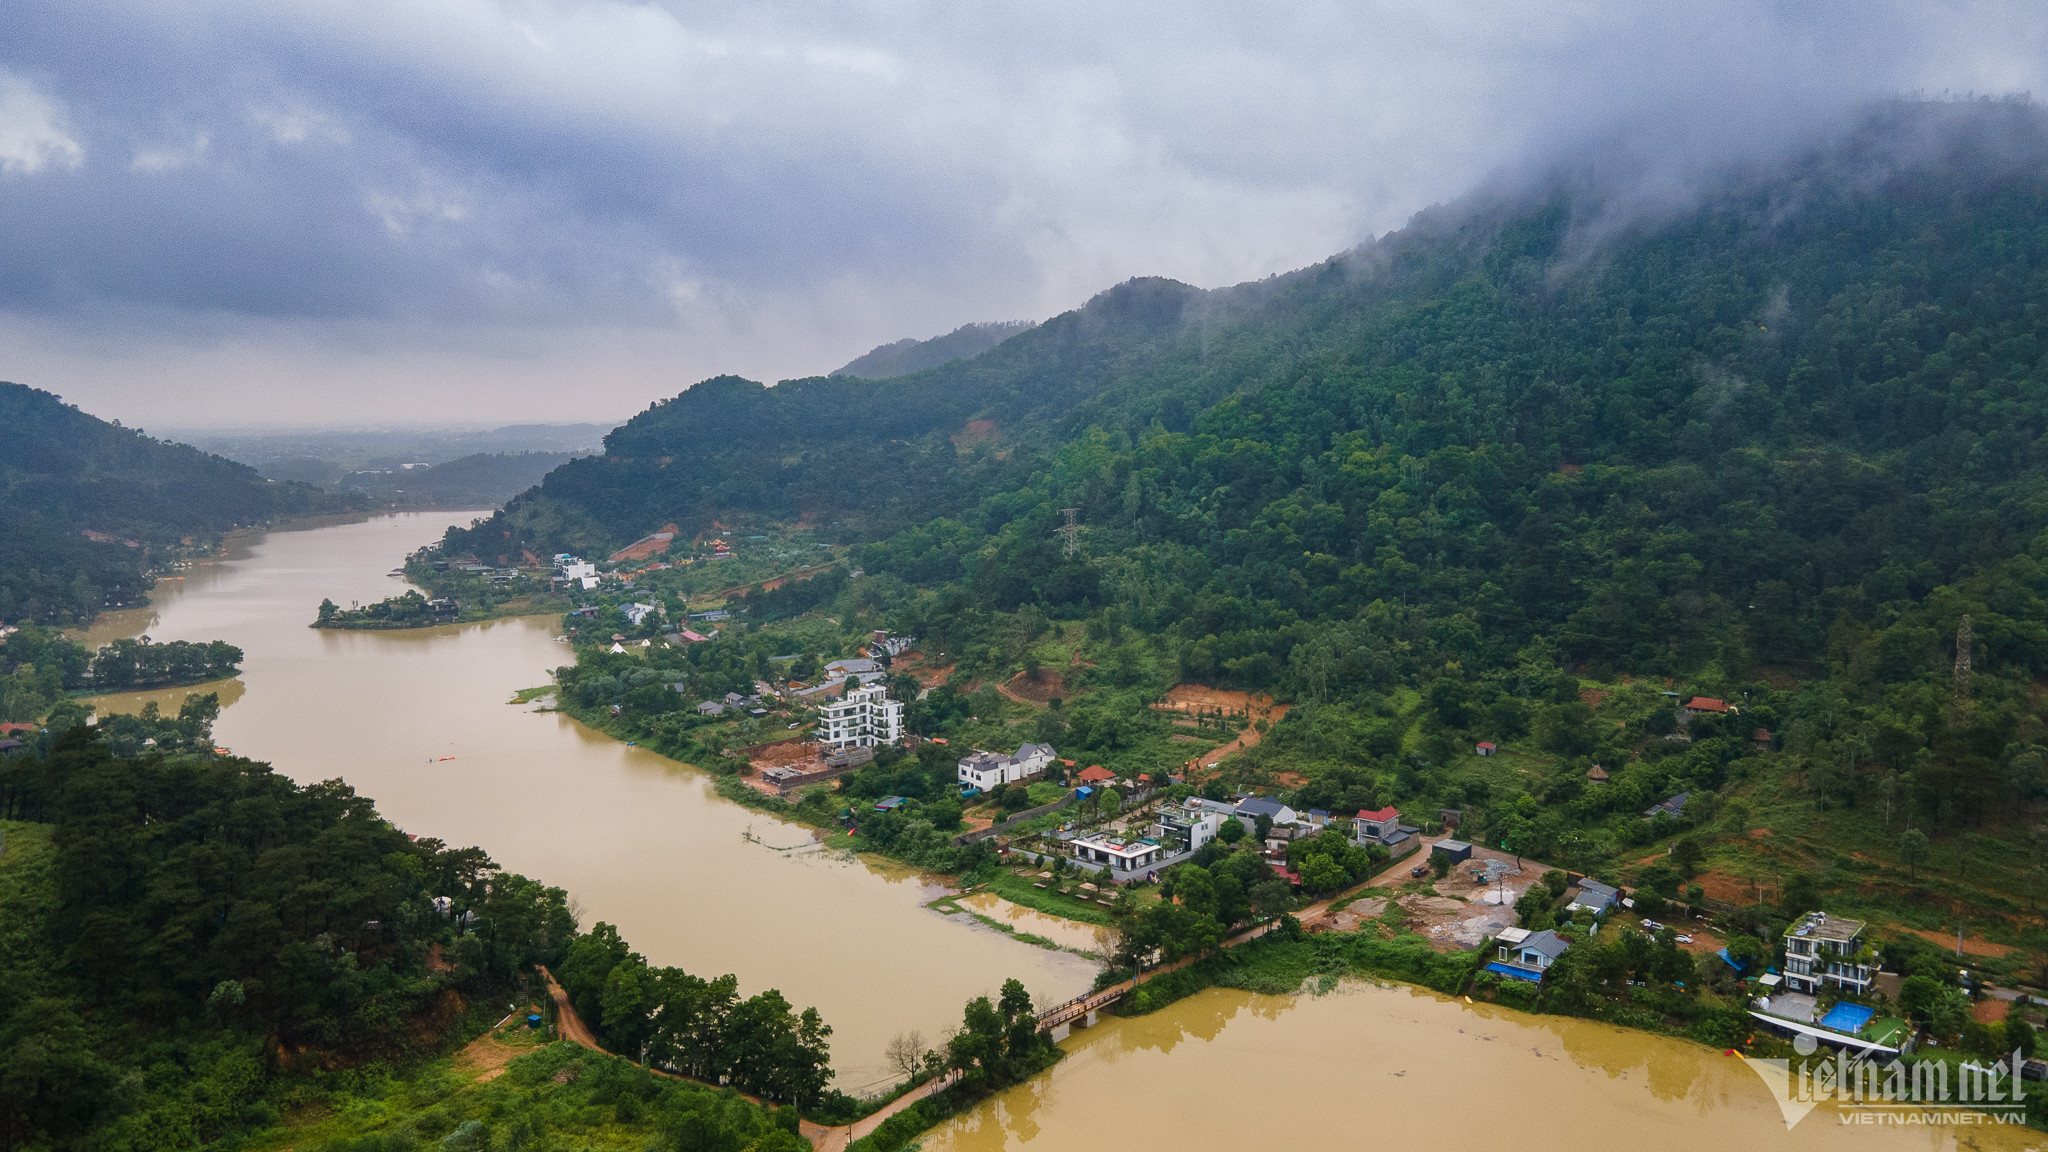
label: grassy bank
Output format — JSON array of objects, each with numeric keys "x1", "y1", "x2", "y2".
[
  {"x1": 244, "y1": 1039, "x2": 806, "y2": 1152},
  {"x1": 977, "y1": 870, "x2": 1119, "y2": 927}
]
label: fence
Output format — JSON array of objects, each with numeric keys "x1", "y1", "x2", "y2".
[{"x1": 952, "y1": 791, "x2": 1078, "y2": 846}]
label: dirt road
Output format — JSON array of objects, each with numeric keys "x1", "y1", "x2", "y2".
[
  {"x1": 538, "y1": 965, "x2": 604, "y2": 1050},
  {"x1": 539, "y1": 965, "x2": 919, "y2": 1152}
]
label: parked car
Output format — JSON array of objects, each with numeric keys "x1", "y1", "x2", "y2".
[
  {"x1": 1410, "y1": 865, "x2": 1430, "y2": 878},
  {"x1": 1674, "y1": 933, "x2": 1694, "y2": 944},
  {"x1": 1640, "y1": 919, "x2": 1664, "y2": 932}
]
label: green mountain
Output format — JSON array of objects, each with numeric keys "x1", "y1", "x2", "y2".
[
  {"x1": 0, "y1": 384, "x2": 344, "y2": 624},
  {"x1": 455, "y1": 97, "x2": 2048, "y2": 1059},
  {"x1": 831, "y1": 319, "x2": 1038, "y2": 378},
  {"x1": 455, "y1": 101, "x2": 2048, "y2": 686}
]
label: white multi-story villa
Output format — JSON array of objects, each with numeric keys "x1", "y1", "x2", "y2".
[
  {"x1": 553, "y1": 556, "x2": 600, "y2": 590},
  {"x1": 1782, "y1": 911, "x2": 1879, "y2": 996},
  {"x1": 1153, "y1": 799, "x2": 1224, "y2": 854},
  {"x1": 816, "y1": 682, "x2": 904, "y2": 749}
]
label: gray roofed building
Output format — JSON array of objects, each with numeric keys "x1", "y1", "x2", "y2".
[
  {"x1": 957, "y1": 741, "x2": 1056, "y2": 791},
  {"x1": 1643, "y1": 792, "x2": 1692, "y2": 819},
  {"x1": 1233, "y1": 796, "x2": 1297, "y2": 824},
  {"x1": 1568, "y1": 878, "x2": 1620, "y2": 914}
]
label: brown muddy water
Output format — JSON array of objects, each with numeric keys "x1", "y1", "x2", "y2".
[
  {"x1": 958, "y1": 892, "x2": 1115, "y2": 957},
  {"x1": 926, "y1": 981, "x2": 2036, "y2": 1151},
  {"x1": 84, "y1": 513, "x2": 2042, "y2": 1147},
  {"x1": 84, "y1": 512, "x2": 1097, "y2": 1091}
]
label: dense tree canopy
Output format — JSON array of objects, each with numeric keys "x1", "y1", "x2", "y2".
[
  {"x1": 0, "y1": 383, "x2": 346, "y2": 625},
  {"x1": 0, "y1": 733, "x2": 577, "y2": 1150}
]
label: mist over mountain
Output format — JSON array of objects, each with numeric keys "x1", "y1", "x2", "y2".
[{"x1": 448, "y1": 100, "x2": 2048, "y2": 690}]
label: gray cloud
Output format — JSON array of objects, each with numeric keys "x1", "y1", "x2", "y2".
[{"x1": 3, "y1": 1, "x2": 2046, "y2": 426}]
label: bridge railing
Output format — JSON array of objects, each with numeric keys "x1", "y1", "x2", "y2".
[{"x1": 1036, "y1": 979, "x2": 1136, "y2": 1029}]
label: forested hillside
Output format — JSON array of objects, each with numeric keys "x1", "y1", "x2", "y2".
[
  {"x1": 831, "y1": 320, "x2": 1037, "y2": 379},
  {"x1": 0, "y1": 384, "x2": 345, "y2": 625},
  {"x1": 0, "y1": 732, "x2": 824, "y2": 1151},
  {"x1": 457, "y1": 102, "x2": 2048, "y2": 911},
  {"x1": 454, "y1": 100, "x2": 2048, "y2": 689}
]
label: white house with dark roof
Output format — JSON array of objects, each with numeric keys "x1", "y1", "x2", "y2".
[
  {"x1": 1493, "y1": 928, "x2": 1570, "y2": 980},
  {"x1": 957, "y1": 742, "x2": 1057, "y2": 792}
]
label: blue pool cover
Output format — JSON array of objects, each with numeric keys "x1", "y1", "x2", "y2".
[
  {"x1": 1485, "y1": 962, "x2": 1543, "y2": 983},
  {"x1": 1819, "y1": 1003, "x2": 1875, "y2": 1034}
]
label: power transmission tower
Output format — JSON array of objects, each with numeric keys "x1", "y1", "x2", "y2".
[
  {"x1": 1954, "y1": 614, "x2": 1972, "y2": 699},
  {"x1": 1056, "y1": 508, "x2": 1081, "y2": 557}
]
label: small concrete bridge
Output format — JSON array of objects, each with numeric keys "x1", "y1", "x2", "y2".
[{"x1": 1036, "y1": 978, "x2": 1136, "y2": 1039}]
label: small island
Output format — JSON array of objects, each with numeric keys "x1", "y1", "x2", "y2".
[{"x1": 314, "y1": 589, "x2": 461, "y2": 629}]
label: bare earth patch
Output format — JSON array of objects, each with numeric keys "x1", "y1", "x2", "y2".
[
  {"x1": 999, "y1": 668, "x2": 1070, "y2": 704},
  {"x1": 453, "y1": 1019, "x2": 542, "y2": 1083},
  {"x1": 1153, "y1": 685, "x2": 1289, "y2": 774},
  {"x1": 1910, "y1": 927, "x2": 2016, "y2": 958},
  {"x1": 1696, "y1": 868, "x2": 1771, "y2": 905}
]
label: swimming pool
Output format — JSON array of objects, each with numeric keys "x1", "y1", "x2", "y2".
[{"x1": 1818, "y1": 1002, "x2": 1875, "y2": 1034}]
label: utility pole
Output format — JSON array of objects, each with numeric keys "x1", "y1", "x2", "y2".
[
  {"x1": 1954, "y1": 614, "x2": 1973, "y2": 700},
  {"x1": 1056, "y1": 508, "x2": 1081, "y2": 557}
]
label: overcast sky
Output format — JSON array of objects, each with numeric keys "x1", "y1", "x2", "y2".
[{"x1": 4, "y1": 1, "x2": 2046, "y2": 430}]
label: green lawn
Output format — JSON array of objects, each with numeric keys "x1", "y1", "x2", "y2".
[
  {"x1": 979, "y1": 871, "x2": 1124, "y2": 927},
  {"x1": 1863, "y1": 1017, "x2": 1910, "y2": 1047}
]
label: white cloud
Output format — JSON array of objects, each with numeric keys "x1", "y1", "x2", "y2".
[
  {"x1": 5, "y1": 1, "x2": 2048, "y2": 426},
  {"x1": 132, "y1": 133, "x2": 210, "y2": 173},
  {"x1": 0, "y1": 70, "x2": 81, "y2": 173},
  {"x1": 248, "y1": 103, "x2": 352, "y2": 146}
]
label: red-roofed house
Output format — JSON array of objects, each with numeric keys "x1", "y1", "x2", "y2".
[
  {"x1": 1753, "y1": 727, "x2": 1774, "y2": 752},
  {"x1": 1353, "y1": 806, "x2": 1401, "y2": 845},
  {"x1": 1681, "y1": 696, "x2": 1729, "y2": 715},
  {"x1": 1078, "y1": 765, "x2": 1115, "y2": 784},
  {"x1": 1475, "y1": 741, "x2": 1497, "y2": 756}
]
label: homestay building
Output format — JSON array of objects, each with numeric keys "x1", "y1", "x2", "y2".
[
  {"x1": 824, "y1": 657, "x2": 883, "y2": 684},
  {"x1": 1069, "y1": 832, "x2": 1167, "y2": 878},
  {"x1": 1489, "y1": 927, "x2": 1569, "y2": 981},
  {"x1": 1567, "y1": 878, "x2": 1620, "y2": 915},
  {"x1": 1154, "y1": 800, "x2": 1225, "y2": 854},
  {"x1": 1352, "y1": 805, "x2": 1414, "y2": 849},
  {"x1": 1782, "y1": 911, "x2": 1879, "y2": 996},
  {"x1": 553, "y1": 556, "x2": 600, "y2": 590},
  {"x1": 957, "y1": 742, "x2": 1057, "y2": 793},
  {"x1": 816, "y1": 682, "x2": 905, "y2": 749},
  {"x1": 1233, "y1": 795, "x2": 1297, "y2": 827}
]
